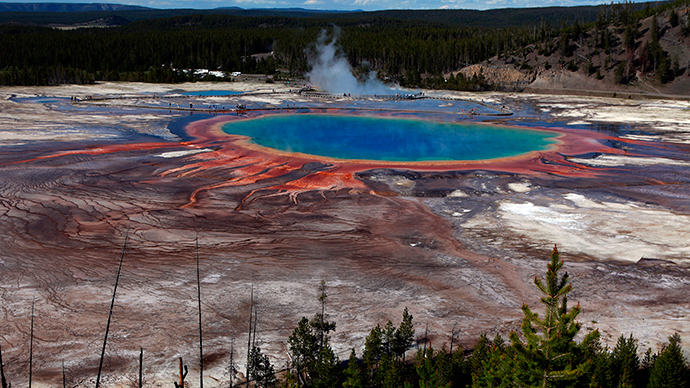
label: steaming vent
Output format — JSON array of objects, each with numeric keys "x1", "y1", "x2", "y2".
[{"x1": 306, "y1": 28, "x2": 398, "y2": 95}]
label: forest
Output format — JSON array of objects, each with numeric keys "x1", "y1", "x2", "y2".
[{"x1": 0, "y1": 0, "x2": 686, "y2": 88}]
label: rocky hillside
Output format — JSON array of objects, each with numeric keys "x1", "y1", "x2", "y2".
[{"x1": 460, "y1": 0, "x2": 690, "y2": 97}]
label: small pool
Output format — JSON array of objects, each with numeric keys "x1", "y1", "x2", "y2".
[
  {"x1": 13, "y1": 97, "x2": 71, "y2": 104},
  {"x1": 222, "y1": 114, "x2": 559, "y2": 161},
  {"x1": 182, "y1": 90, "x2": 243, "y2": 96}
]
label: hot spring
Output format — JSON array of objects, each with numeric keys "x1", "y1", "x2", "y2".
[{"x1": 221, "y1": 114, "x2": 560, "y2": 162}]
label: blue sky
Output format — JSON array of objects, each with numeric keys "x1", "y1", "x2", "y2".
[{"x1": 6, "y1": 0, "x2": 649, "y2": 11}]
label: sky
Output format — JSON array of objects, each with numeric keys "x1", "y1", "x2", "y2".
[{"x1": 6, "y1": 0, "x2": 651, "y2": 12}]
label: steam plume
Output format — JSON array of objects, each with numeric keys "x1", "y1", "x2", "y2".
[{"x1": 306, "y1": 28, "x2": 394, "y2": 95}]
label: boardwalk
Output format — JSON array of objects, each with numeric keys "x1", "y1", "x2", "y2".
[{"x1": 74, "y1": 90, "x2": 514, "y2": 116}]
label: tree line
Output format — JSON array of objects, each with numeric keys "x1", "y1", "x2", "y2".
[
  {"x1": 237, "y1": 247, "x2": 689, "y2": 388},
  {"x1": 0, "y1": 12, "x2": 547, "y2": 88},
  {"x1": 1, "y1": 0, "x2": 688, "y2": 88}
]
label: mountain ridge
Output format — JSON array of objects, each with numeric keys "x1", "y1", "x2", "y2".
[{"x1": 0, "y1": 2, "x2": 150, "y2": 12}]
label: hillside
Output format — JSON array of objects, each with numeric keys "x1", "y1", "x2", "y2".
[
  {"x1": 1, "y1": 0, "x2": 688, "y2": 96},
  {"x1": 0, "y1": 2, "x2": 637, "y2": 28},
  {"x1": 0, "y1": 2, "x2": 150, "y2": 12},
  {"x1": 459, "y1": 0, "x2": 690, "y2": 97}
]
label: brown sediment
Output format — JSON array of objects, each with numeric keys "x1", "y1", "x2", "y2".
[
  {"x1": 2, "y1": 141, "x2": 184, "y2": 166},
  {"x1": 1, "y1": 92, "x2": 688, "y2": 387}
]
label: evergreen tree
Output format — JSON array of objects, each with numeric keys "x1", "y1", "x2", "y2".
[
  {"x1": 393, "y1": 308, "x2": 415, "y2": 361},
  {"x1": 362, "y1": 308, "x2": 416, "y2": 386},
  {"x1": 469, "y1": 333, "x2": 492, "y2": 381},
  {"x1": 648, "y1": 333, "x2": 688, "y2": 388},
  {"x1": 415, "y1": 347, "x2": 451, "y2": 388},
  {"x1": 448, "y1": 345, "x2": 471, "y2": 387},
  {"x1": 638, "y1": 347, "x2": 656, "y2": 387},
  {"x1": 287, "y1": 281, "x2": 338, "y2": 387},
  {"x1": 343, "y1": 349, "x2": 363, "y2": 388},
  {"x1": 615, "y1": 60, "x2": 629, "y2": 84},
  {"x1": 363, "y1": 324, "x2": 384, "y2": 386},
  {"x1": 248, "y1": 346, "x2": 277, "y2": 387},
  {"x1": 288, "y1": 317, "x2": 319, "y2": 386},
  {"x1": 379, "y1": 353, "x2": 405, "y2": 388},
  {"x1": 508, "y1": 245, "x2": 597, "y2": 388},
  {"x1": 434, "y1": 348, "x2": 452, "y2": 386},
  {"x1": 472, "y1": 334, "x2": 514, "y2": 388},
  {"x1": 610, "y1": 334, "x2": 639, "y2": 388},
  {"x1": 657, "y1": 56, "x2": 673, "y2": 83},
  {"x1": 312, "y1": 280, "x2": 336, "y2": 350},
  {"x1": 587, "y1": 345, "x2": 613, "y2": 388},
  {"x1": 573, "y1": 329, "x2": 611, "y2": 388},
  {"x1": 670, "y1": 9, "x2": 679, "y2": 28},
  {"x1": 382, "y1": 321, "x2": 397, "y2": 358},
  {"x1": 312, "y1": 338, "x2": 340, "y2": 388}
]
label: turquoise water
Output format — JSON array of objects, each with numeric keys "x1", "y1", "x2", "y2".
[
  {"x1": 14, "y1": 97, "x2": 70, "y2": 104},
  {"x1": 182, "y1": 90, "x2": 242, "y2": 96},
  {"x1": 221, "y1": 114, "x2": 559, "y2": 161}
]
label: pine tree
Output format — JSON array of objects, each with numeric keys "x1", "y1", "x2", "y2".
[
  {"x1": 508, "y1": 245, "x2": 597, "y2": 388},
  {"x1": 449, "y1": 345, "x2": 470, "y2": 387},
  {"x1": 379, "y1": 353, "x2": 404, "y2": 388},
  {"x1": 362, "y1": 324, "x2": 384, "y2": 387},
  {"x1": 382, "y1": 321, "x2": 397, "y2": 358},
  {"x1": 287, "y1": 281, "x2": 338, "y2": 387},
  {"x1": 638, "y1": 347, "x2": 655, "y2": 387},
  {"x1": 472, "y1": 334, "x2": 514, "y2": 388},
  {"x1": 312, "y1": 338, "x2": 340, "y2": 388},
  {"x1": 576, "y1": 330, "x2": 610, "y2": 388},
  {"x1": 343, "y1": 349, "x2": 363, "y2": 388},
  {"x1": 670, "y1": 9, "x2": 679, "y2": 28},
  {"x1": 288, "y1": 317, "x2": 318, "y2": 386},
  {"x1": 611, "y1": 334, "x2": 639, "y2": 388},
  {"x1": 648, "y1": 333, "x2": 688, "y2": 388},
  {"x1": 392, "y1": 308, "x2": 415, "y2": 361},
  {"x1": 362, "y1": 308, "x2": 415, "y2": 386},
  {"x1": 248, "y1": 346, "x2": 277, "y2": 388},
  {"x1": 415, "y1": 347, "x2": 451, "y2": 388},
  {"x1": 469, "y1": 333, "x2": 492, "y2": 381}
]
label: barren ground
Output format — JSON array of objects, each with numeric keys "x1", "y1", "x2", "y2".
[{"x1": 0, "y1": 81, "x2": 688, "y2": 387}]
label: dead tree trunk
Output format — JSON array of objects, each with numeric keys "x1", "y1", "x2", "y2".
[
  {"x1": 0, "y1": 344, "x2": 8, "y2": 388},
  {"x1": 96, "y1": 231, "x2": 128, "y2": 388},
  {"x1": 138, "y1": 348, "x2": 143, "y2": 388},
  {"x1": 174, "y1": 357, "x2": 188, "y2": 388},
  {"x1": 245, "y1": 278, "x2": 254, "y2": 388},
  {"x1": 196, "y1": 237, "x2": 204, "y2": 388},
  {"x1": 449, "y1": 323, "x2": 459, "y2": 354},
  {"x1": 29, "y1": 300, "x2": 34, "y2": 388}
]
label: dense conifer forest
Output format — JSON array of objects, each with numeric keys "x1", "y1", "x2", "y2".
[{"x1": 1, "y1": 0, "x2": 686, "y2": 89}]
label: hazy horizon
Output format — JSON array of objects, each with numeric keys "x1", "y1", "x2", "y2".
[{"x1": 0, "y1": 0, "x2": 656, "y2": 12}]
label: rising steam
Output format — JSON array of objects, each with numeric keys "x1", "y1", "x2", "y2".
[{"x1": 306, "y1": 28, "x2": 395, "y2": 95}]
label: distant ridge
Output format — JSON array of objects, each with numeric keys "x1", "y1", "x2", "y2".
[
  {"x1": 215, "y1": 6, "x2": 363, "y2": 14},
  {"x1": 0, "y1": 2, "x2": 151, "y2": 12},
  {"x1": 0, "y1": 1, "x2": 669, "y2": 28},
  {"x1": 0, "y1": 3, "x2": 360, "y2": 14}
]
